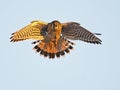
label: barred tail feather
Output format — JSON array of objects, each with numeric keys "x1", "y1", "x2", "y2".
[{"x1": 33, "y1": 37, "x2": 74, "y2": 59}]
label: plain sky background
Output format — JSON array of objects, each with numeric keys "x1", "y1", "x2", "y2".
[{"x1": 0, "y1": 0, "x2": 120, "y2": 90}]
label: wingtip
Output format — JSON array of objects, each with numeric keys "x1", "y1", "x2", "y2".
[
  {"x1": 11, "y1": 33, "x2": 15, "y2": 35},
  {"x1": 10, "y1": 39, "x2": 14, "y2": 42},
  {"x1": 94, "y1": 33, "x2": 102, "y2": 35},
  {"x1": 10, "y1": 36, "x2": 13, "y2": 39}
]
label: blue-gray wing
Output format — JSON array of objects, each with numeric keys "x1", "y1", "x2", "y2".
[{"x1": 62, "y1": 22, "x2": 102, "y2": 44}]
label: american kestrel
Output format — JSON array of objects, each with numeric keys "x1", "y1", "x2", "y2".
[{"x1": 10, "y1": 20, "x2": 102, "y2": 59}]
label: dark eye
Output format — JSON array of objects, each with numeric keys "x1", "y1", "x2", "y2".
[
  {"x1": 55, "y1": 24, "x2": 57, "y2": 28},
  {"x1": 54, "y1": 23, "x2": 58, "y2": 28}
]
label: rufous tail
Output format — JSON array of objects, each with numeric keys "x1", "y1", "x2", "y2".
[{"x1": 33, "y1": 37, "x2": 74, "y2": 59}]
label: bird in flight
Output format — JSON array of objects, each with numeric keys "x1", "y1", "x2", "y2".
[{"x1": 10, "y1": 20, "x2": 102, "y2": 59}]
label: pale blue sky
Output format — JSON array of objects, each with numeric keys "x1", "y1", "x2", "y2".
[{"x1": 0, "y1": 0, "x2": 120, "y2": 90}]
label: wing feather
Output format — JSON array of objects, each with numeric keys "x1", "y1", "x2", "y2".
[
  {"x1": 10, "y1": 20, "x2": 48, "y2": 42},
  {"x1": 62, "y1": 22, "x2": 102, "y2": 44}
]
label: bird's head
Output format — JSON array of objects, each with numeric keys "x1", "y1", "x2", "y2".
[{"x1": 51, "y1": 20, "x2": 62, "y2": 30}]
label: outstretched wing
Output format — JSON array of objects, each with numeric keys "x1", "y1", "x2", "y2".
[
  {"x1": 62, "y1": 22, "x2": 102, "y2": 44},
  {"x1": 10, "y1": 20, "x2": 48, "y2": 42}
]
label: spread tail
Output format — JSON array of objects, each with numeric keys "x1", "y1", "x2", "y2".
[{"x1": 33, "y1": 37, "x2": 74, "y2": 59}]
